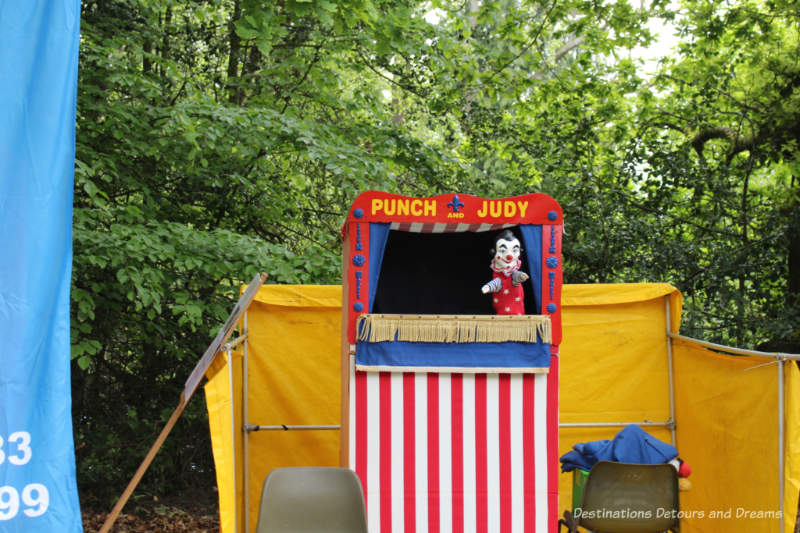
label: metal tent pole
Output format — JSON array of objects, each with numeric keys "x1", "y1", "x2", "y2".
[
  {"x1": 243, "y1": 311, "x2": 250, "y2": 533},
  {"x1": 779, "y1": 357, "x2": 786, "y2": 533},
  {"x1": 667, "y1": 332, "x2": 800, "y2": 360},
  {"x1": 559, "y1": 421, "x2": 674, "y2": 429},
  {"x1": 665, "y1": 296, "x2": 677, "y2": 446},
  {"x1": 218, "y1": 333, "x2": 249, "y2": 533},
  {"x1": 225, "y1": 347, "x2": 238, "y2": 533},
  {"x1": 245, "y1": 425, "x2": 340, "y2": 431}
]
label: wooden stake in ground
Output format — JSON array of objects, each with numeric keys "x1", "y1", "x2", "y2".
[{"x1": 98, "y1": 272, "x2": 266, "y2": 533}]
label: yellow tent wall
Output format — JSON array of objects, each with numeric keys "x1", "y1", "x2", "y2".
[
  {"x1": 205, "y1": 283, "x2": 799, "y2": 533},
  {"x1": 671, "y1": 337, "x2": 799, "y2": 532},
  {"x1": 205, "y1": 285, "x2": 342, "y2": 533},
  {"x1": 557, "y1": 284, "x2": 681, "y2": 516}
]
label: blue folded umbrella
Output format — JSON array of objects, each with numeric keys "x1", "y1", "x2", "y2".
[{"x1": 560, "y1": 424, "x2": 678, "y2": 472}]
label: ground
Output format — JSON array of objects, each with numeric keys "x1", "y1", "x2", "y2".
[{"x1": 81, "y1": 490, "x2": 220, "y2": 533}]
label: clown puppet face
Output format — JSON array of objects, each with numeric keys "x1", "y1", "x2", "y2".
[{"x1": 493, "y1": 231, "x2": 521, "y2": 269}]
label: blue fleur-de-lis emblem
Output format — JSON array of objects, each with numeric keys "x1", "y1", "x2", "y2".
[{"x1": 448, "y1": 194, "x2": 465, "y2": 213}]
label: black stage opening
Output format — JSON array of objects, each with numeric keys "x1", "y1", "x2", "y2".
[{"x1": 371, "y1": 227, "x2": 537, "y2": 315}]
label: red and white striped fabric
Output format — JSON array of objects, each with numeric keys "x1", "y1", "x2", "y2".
[
  {"x1": 349, "y1": 358, "x2": 559, "y2": 533},
  {"x1": 389, "y1": 222, "x2": 516, "y2": 233}
]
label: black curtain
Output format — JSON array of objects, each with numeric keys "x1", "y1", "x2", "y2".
[{"x1": 372, "y1": 228, "x2": 537, "y2": 315}]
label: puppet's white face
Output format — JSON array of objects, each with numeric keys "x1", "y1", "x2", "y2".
[{"x1": 494, "y1": 236, "x2": 521, "y2": 268}]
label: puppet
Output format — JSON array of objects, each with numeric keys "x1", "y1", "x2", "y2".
[{"x1": 481, "y1": 230, "x2": 529, "y2": 315}]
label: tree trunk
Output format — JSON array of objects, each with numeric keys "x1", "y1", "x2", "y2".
[
  {"x1": 227, "y1": 0, "x2": 242, "y2": 104},
  {"x1": 789, "y1": 201, "x2": 800, "y2": 308},
  {"x1": 143, "y1": 39, "x2": 152, "y2": 74},
  {"x1": 160, "y1": 6, "x2": 172, "y2": 79}
]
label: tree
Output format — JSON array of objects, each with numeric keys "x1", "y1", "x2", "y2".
[
  {"x1": 625, "y1": 0, "x2": 800, "y2": 349},
  {"x1": 73, "y1": 0, "x2": 467, "y2": 500},
  {"x1": 72, "y1": 0, "x2": 799, "y2": 503}
]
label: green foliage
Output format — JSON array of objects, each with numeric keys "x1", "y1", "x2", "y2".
[
  {"x1": 73, "y1": 0, "x2": 799, "y2": 502},
  {"x1": 624, "y1": 0, "x2": 800, "y2": 348}
]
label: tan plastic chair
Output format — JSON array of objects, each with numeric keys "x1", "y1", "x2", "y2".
[
  {"x1": 256, "y1": 467, "x2": 368, "y2": 533},
  {"x1": 559, "y1": 461, "x2": 680, "y2": 532}
]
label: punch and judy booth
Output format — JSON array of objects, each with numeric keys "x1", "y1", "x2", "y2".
[{"x1": 340, "y1": 192, "x2": 564, "y2": 533}]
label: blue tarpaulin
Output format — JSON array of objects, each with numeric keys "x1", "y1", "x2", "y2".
[
  {"x1": 0, "y1": 1, "x2": 83, "y2": 531},
  {"x1": 559, "y1": 424, "x2": 679, "y2": 473}
]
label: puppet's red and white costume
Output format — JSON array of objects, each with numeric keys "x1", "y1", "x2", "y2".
[
  {"x1": 481, "y1": 230, "x2": 529, "y2": 315},
  {"x1": 486, "y1": 258, "x2": 526, "y2": 315}
]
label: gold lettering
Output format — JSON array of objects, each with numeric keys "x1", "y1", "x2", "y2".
[
  {"x1": 397, "y1": 199, "x2": 410, "y2": 216},
  {"x1": 477, "y1": 201, "x2": 488, "y2": 218},
  {"x1": 371, "y1": 199, "x2": 383, "y2": 215},
  {"x1": 424, "y1": 200, "x2": 436, "y2": 216},
  {"x1": 517, "y1": 201, "x2": 529, "y2": 219},
  {"x1": 384, "y1": 199, "x2": 396, "y2": 216},
  {"x1": 411, "y1": 199, "x2": 423, "y2": 216},
  {"x1": 503, "y1": 201, "x2": 516, "y2": 218},
  {"x1": 490, "y1": 201, "x2": 502, "y2": 217}
]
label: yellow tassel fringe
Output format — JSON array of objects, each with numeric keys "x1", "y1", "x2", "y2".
[{"x1": 356, "y1": 314, "x2": 552, "y2": 344}]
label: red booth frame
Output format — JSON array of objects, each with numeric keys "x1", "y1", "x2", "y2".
[{"x1": 339, "y1": 191, "x2": 563, "y2": 460}]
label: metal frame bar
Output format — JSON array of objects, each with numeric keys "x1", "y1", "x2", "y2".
[
  {"x1": 245, "y1": 424, "x2": 340, "y2": 431},
  {"x1": 243, "y1": 312, "x2": 250, "y2": 533},
  {"x1": 665, "y1": 297, "x2": 677, "y2": 446},
  {"x1": 225, "y1": 347, "x2": 238, "y2": 533},
  {"x1": 224, "y1": 333, "x2": 248, "y2": 352},
  {"x1": 667, "y1": 331, "x2": 800, "y2": 360},
  {"x1": 222, "y1": 331, "x2": 249, "y2": 533},
  {"x1": 559, "y1": 421, "x2": 674, "y2": 429},
  {"x1": 779, "y1": 358, "x2": 786, "y2": 533}
]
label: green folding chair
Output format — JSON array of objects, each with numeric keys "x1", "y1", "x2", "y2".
[
  {"x1": 256, "y1": 467, "x2": 368, "y2": 533},
  {"x1": 559, "y1": 461, "x2": 680, "y2": 532}
]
